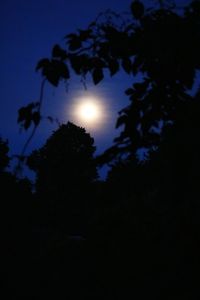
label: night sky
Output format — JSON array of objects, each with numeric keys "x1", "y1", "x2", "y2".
[
  {"x1": 0, "y1": 1, "x2": 134, "y2": 156},
  {"x1": 0, "y1": 0, "x2": 189, "y2": 175}
]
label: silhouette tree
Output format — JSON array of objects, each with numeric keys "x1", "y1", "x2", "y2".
[{"x1": 28, "y1": 122, "x2": 98, "y2": 233}]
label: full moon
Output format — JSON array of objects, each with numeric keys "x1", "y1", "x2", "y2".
[
  {"x1": 69, "y1": 94, "x2": 107, "y2": 132},
  {"x1": 78, "y1": 101, "x2": 100, "y2": 123}
]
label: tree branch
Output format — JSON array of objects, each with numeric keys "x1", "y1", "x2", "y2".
[{"x1": 15, "y1": 79, "x2": 46, "y2": 176}]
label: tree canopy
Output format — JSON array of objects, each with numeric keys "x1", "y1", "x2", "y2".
[{"x1": 27, "y1": 122, "x2": 98, "y2": 195}]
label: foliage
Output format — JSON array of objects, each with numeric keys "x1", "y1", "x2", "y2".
[
  {"x1": 28, "y1": 122, "x2": 98, "y2": 193},
  {"x1": 18, "y1": 102, "x2": 41, "y2": 130},
  {"x1": 21, "y1": 0, "x2": 200, "y2": 164},
  {"x1": 27, "y1": 122, "x2": 98, "y2": 232},
  {"x1": 4, "y1": 1, "x2": 200, "y2": 298}
]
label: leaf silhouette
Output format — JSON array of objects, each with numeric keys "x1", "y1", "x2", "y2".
[
  {"x1": 36, "y1": 59, "x2": 50, "y2": 72},
  {"x1": 52, "y1": 45, "x2": 67, "y2": 60},
  {"x1": 131, "y1": 1, "x2": 145, "y2": 20},
  {"x1": 122, "y1": 58, "x2": 132, "y2": 74},
  {"x1": 92, "y1": 68, "x2": 104, "y2": 85},
  {"x1": 17, "y1": 102, "x2": 39, "y2": 130},
  {"x1": 108, "y1": 59, "x2": 119, "y2": 76}
]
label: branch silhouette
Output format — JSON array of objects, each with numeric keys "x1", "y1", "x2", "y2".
[{"x1": 14, "y1": 78, "x2": 46, "y2": 175}]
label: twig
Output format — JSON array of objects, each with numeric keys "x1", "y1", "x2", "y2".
[{"x1": 15, "y1": 78, "x2": 46, "y2": 176}]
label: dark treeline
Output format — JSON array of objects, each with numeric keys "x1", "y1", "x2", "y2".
[{"x1": 2, "y1": 1, "x2": 200, "y2": 299}]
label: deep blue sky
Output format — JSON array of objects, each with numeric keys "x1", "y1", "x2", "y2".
[
  {"x1": 0, "y1": 0, "x2": 135, "y2": 158},
  {"x1": 0, "y1": 0, "x2": 190, "y2": 175}
]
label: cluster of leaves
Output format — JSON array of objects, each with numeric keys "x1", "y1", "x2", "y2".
[
  {"x1": 17, "y1": 102, "x2": 41, "y2": 130},
  {"x1": 19, "y1": 0, "x2": 200, "y2": 163},
  {"x1": 36, "y1": 47, "x2": 69, "y2": 87}
]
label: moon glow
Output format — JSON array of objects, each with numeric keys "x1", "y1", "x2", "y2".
[
  {"x1": 69, "y1": 94, "x2": 107, "y2": 132},
  {"x1": 78, "y1": 101, "x2": 100, "y2": 122}
]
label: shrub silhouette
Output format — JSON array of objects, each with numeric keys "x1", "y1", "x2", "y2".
[{"x1": 28, "y1": 122, "x2": 98, "y2": 233}]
